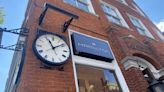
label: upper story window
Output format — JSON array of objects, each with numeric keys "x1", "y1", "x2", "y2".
[
  {"x1": 117, "y1": 0, "x2": 128, "y2": 5},
  {"x1": 154, "y1": 28, "x2": 164, "y2": 41},
  {"x1": 129, "y1": 15, "x2": 154, "y2": 39},
  {"x1": 64, "y1": 0, "x2": 95, "y2": 14},
  {"x1": 101, "y1": 1, "x2": 129, "y2": 28}
]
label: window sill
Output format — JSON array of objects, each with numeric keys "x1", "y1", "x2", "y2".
[
  {"x1": 108, "y1": 21, "x2": 132, "y2": 31},
  {"x1": 138, "y1": 34, "x2": 157, "y2": 42}
]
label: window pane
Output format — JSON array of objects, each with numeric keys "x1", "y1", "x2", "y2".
[
  {"x1": 78, "y1": 0, "x2": 88, "y2": 4},
  {"x1": 65, "y1": 0, "x2": 76, "y2": 6},
  {"x1": 102, "y1": 5, "x2": 118, "y2": 17},
  {"x1": 137, "y1": 28, "x2": 146, "y2": 35},
  {"x1": 108, "y1": 8, "x2": 118, "y2": 17},
  {"x1": 107, "y1": 15, "x2": 121, "y2": 25},
  {"x1": 101, "y1": 4, "x2": 109, "y2": 13},
  {"x1": 76, "y1": 64, "x2": 122, "y2": 92},
  {"x1": 118, "y1": 0, "x2": 126, "y2": 4},
  {"x1": 77, "y1": 1, "x2": 89, "y2": 12},
  {"x1": 131, "y1": 18, "x2": 142, "y2": 28}
]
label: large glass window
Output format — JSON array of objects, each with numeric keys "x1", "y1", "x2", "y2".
[
  {"x1": 69, "y1": 31, "x2": 130, "y2": 92},
  {"x1": 129, "y1": 15, "x2": 154, "y2": 38},
  {"x1": 76, "y1": 64, "x2": 122, "y2": 92},
  {"x1": 64, "y1": 0, "x2": 94, "y2": 13},
  {"x1": 101, "y1": 2, "x2": 129, "y2": 28}
]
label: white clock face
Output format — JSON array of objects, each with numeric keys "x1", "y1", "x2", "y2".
[{"x1": 34, "y1": 34, "x2": 70, "y2": 65}]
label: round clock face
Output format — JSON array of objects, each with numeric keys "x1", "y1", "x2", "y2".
[{"x1": 33, "y1": 34, "x2": 70, "y2": 66}]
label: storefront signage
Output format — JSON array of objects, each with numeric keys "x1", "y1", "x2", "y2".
[{"x1": 71, "y1": 33, "x2": 114, "y2": 62}]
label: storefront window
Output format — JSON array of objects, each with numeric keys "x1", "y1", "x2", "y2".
[{"x1": 76, "y1": 64, "x2": 122, "y2": 92}]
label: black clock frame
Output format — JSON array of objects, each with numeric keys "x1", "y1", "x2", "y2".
[{"x1": 33, "y1": 29, "x2": 70, "y2": 66}]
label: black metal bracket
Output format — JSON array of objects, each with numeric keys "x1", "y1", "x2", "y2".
[
  {"x1": 38, "y1": 3, "x2": 79, "y2": 33},
  {"x1": 0, "y1": 43, "x2": 24, "y2": 51},
  {"x1": 62, "y1": 17, "x2": 74, "y2": 33},
  {"x1": 0, "y1": 27, "x2": 29, "y2": 51},
  {"x1": 0, "y1": 27, "x2": 29, "y2": 36}
]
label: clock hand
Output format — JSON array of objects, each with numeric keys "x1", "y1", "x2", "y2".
[
  {"x1": 52, "y1": 43, "x2": 65, "y2": 49},
  {"x1": 45, "y1": 37, "x2": 54, "y2": 49}
]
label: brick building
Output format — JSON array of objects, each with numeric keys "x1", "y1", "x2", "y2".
[{"x1": 5, "y1": 0, "x2": 164, "y2": 92}]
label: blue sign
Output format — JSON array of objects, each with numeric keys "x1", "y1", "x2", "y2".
[{"x1": 71, "y1": 33, "x2": 114, "y2": 62}]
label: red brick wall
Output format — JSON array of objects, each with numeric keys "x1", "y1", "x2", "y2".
[{"x1": 16, "y1": 0, "x2": 164, "y2": 92}]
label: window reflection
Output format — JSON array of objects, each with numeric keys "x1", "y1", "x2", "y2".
[{"x1": 76, "y1": 64, "x2": 122, "y2": 92}]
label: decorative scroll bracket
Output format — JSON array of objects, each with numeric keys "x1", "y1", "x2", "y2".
[{"x1": 38, "y1": 3, "x2": 79, "y2": 33}]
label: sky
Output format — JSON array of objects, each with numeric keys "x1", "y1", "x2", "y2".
[
  {"x1": 135, "y1": 0, "x2": 164, "y2": 32},
  {"x1": 0, "y1": 0, "x2": 28, "y2": 92},
  {"x1": 0, "y1": 0, "x2": 163, "y2": 92}
]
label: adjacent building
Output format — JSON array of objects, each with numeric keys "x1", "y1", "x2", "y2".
[{"x1": 5, "y1": 0, "x2": 164, "y2": 92}]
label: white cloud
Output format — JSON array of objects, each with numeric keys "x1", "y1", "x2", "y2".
[{"x1": 155, "y1": 19, "x2": 164, "y2": 32}]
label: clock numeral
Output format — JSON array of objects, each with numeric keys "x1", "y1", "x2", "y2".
[
  {"x1": 62, "y1": 54, "x2": 66, "y2": 58},
  {"x1": 36, "y1": 44, "x2": 42, "y2": 47},
  {"x1": 44, "y1": 55, "x2": 48, "y2": 58},
  {"x1": 57, "y1": 39, "x2": 61, "y2": 43},
  {"x1": 52, "y1": 37, "x2": 55, "y2": 41},
  {"x1": 38, "y1": 50, "x2": 43, "y2": 53},
  {"x1": 39, "y1": 39, "x2": 44, "y2": 43},
  {"x1": 61, "y1": 44, "x2": 65, "y2": 47},
  {"x1": 63, "y1": 50, "x2": 68, "y2": 52},
  {"x1": 59, "y1": 58, "x2": 62, "y2": 62}
]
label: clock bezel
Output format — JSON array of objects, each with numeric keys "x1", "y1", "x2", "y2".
[{"x1": 33, "y1": 32, "x2": 70, "y2": 66}]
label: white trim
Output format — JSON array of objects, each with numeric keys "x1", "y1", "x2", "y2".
[
  {"x1": 87, "y1": 0, "x2": 96, "y2": 14},
  {"x1": 63, "y1": 0, "x2": 96, "y2": 15},
  {"x1": 68, "y1": 29, "x2": 130, "y2": 92},
  {"x1": 100, "y1": 0, "x2": 129, "y2": 28},
  {"x1": 122, "y1": 56, "x2": 164, "y2": 79},
  {"x1": 5, "y1": 35, "x2": 26, "y2": 92},
  {"x1": 154, "y1": 28, "x2": 164, "y2": 41},
  {"x1": 116, "y1": 0, "x2": 128, "y2": 5}
]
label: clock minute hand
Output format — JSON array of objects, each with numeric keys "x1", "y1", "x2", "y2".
[
  {"x1": 53, "y1": 44, "x2": 64, "y2": 49},
  {"x1": 45, "y1": 37, "x2": 54, "y2": 49}
]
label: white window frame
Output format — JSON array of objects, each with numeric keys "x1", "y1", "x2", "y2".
[
  {"x1": 63, "y1": 0, "x2": 96, "y2": 14},
  {"x1": 117, "y1": 0, "x2": 128, "y2": 5},
  {"x1": 101, "y1": 0, "x2": 129, "y2": 28},
  {"x1": 128, "y1": 14, "x2": 154, "y2": 39},
  {"x1": 68, "y1": 29, "x2": 130, "y2": 92},
  {"x1": 154, "y1": 28, "x2": 164, "y2": 41}
]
